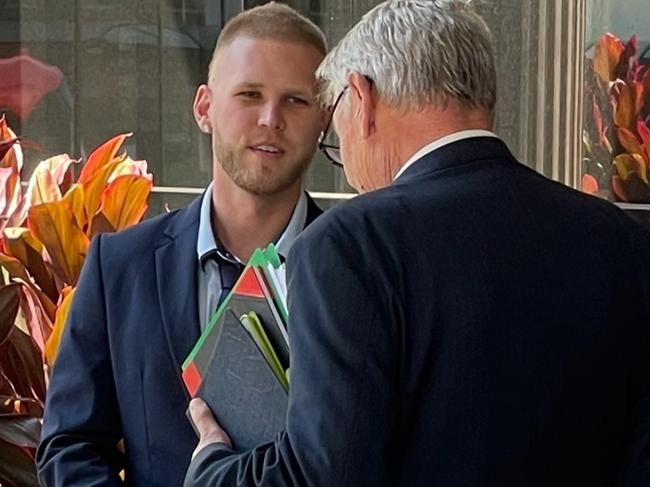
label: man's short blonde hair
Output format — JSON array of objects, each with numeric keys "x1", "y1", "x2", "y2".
[{"x1": 208, "y1": 2, "x2": 327, "y2": 80}]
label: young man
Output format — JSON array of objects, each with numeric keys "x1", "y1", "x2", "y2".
[
  {"x1": 186, "y1": 1, "x2": 650, "y2": 485},
  {"x1": 37, "y1": 4, "x2": 327, "y2": 486}
]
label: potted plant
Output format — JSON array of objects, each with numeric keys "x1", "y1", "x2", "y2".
[
  {"x1": 0, "y1": 116, "x2": 153, "y2": 486},
  {"x1": 582, "y1": 33, "x2": 650, "y2": 202}
]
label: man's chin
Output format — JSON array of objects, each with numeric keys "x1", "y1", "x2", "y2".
[
  {"x1": 219, "y1": 155, "x2": 309, "y2": 196},
  {"x1": 232, "y1": 173, "x2": 301, "y2": 197}
]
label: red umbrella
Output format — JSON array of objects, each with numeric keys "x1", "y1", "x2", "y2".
[{"x1": 0, "y1": 53, "x2": 64, "y2": 120}]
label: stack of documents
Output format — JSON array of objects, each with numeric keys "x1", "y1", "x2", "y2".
[{"x1": 182, "y1": 244, "x2": 290, "y2": 450}]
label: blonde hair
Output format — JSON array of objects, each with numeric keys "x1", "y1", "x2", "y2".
[{"x1": 208, "y1": 2, "x2": 327, "y2": 80}]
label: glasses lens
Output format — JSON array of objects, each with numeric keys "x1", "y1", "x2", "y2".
[
  {"x1": 323, "y1": 124, "x2": 340, "y2": 149},
  {"x1": 322, "y1": 125, "x2": 342, "y2": 165},
  {"x1": 325, "y1": 146, "x2": 342, "y2": 165}
]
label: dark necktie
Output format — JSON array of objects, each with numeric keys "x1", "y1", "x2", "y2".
[{"x1": 216, "y1": 254, "x2": 244, "y2": 307}]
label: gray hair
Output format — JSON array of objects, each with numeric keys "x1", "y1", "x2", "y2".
[{"x1": 316, "y1": 0, "x2": 496, "y2": 112}]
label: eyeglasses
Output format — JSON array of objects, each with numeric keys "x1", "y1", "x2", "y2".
[
  {"x1": 318, "y1": 77, "x2": 373, "y2": 168},
  {"x1": 318, "y1": 87, "x2": 348, "y2": 167}
]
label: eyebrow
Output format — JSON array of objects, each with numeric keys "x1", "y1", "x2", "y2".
[
  {"x1": 236, "y1": 82, "x2": 264, "y2": 90},
  {"x1": 234, "y1": 82, "x2": 315, "y2": 99}
]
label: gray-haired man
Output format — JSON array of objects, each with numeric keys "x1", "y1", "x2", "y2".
[{"x1": 185, "y1": 1, "x2": 650, "y2": 485}]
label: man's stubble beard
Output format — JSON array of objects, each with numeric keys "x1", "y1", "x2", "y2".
[{"x1": 213, "y1": 130, "x2": 311, "y2": 196}]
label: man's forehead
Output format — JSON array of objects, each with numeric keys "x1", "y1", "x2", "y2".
[
  {"x1": 209, "y1": 37, "x2": 321, "y2": 90},
  {"x1": 215, "y1": 35, "x2": 322, "y2": 61}
]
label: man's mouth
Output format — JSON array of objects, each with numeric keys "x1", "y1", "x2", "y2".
[{"x1": 251, "y1": 144, "x2": 284, "y2": 155}]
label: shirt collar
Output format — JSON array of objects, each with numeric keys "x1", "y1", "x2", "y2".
[
  {"x1": 197, "y1": 182, "x2": 307, "y2": 265},
  {"x1": 393, "y1": 129, "x2": 498, "y2": 181}
]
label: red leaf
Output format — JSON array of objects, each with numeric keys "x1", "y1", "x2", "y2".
[
  {"x1": 0, "y1": 253, "x2": 32, "y2": 285},
  {"x1": 27, "y1": 202, "x2": 89, "y2": 286},
  {"x1": 2, "y1": 228, "x2": 59, "y2": 303},
  {"x1": 638, "y1": 119, "x2": 650, "y2": 147},
  {"x1": 0, "y1": 435, "x2": 39, "y2": 486},
  {"x1": 0, "y1": 283, "x2": 21, "y2": 345},
  {"x1": 617, "y1": 127, "x2": 642, "y2": 155},
  {"x1": 0, "y1": 166, "x2": 21, "y2": 218},
  {"x1": 25, "y1": 165, "x2": 62, "y2": 207},
  {"x1": 107, "y1": 157, "x2": 152, "y2": 182},
  {"x1": 19, "y1": 284, "x2": 54, "y2": 353},
  {"x1": 0, "y1": 327, "x2": 46, "y2": 403},
  {"x1": 0, "y1": 417, "x2": 40, "y2": 448},
  {"x1": 0, "y1": 137, "x2": 20, "y2": 163},
  {"x1": 44, "y1": 287, "x2": 75, "y2": 368},
  {"x1": 88, "y1": 211, "x2": 115, "y2": 238},
  {"x1": 581, "y1": 174, "x2": 599, "y2": 194},
  {"x1": 613, "y1": 82, "x2": 636, "y2": 129},
  {"x1": 614, "y1": 35, "x2": 637, "y2": 80},
  {"x1": 642, "y1": 68, "x2": 650, "y2": 99},
  {"x1": 41, "y1": 154, "x2": 79, "y2": 188},
  {"x1": 0, "y1": 394, "x2": 43, "y2": 416},
  {"x1": 99, "y1": 175, "x2": 152, "y2": 231},
  {"x1": 78, "y1": 133, "x2": 131, "y2": 185},
  {"x1": 593, "y1": 33, "x2": 625, "y2": 82},
  {"x1": 0, "y1": 117, "x2": 23, "y2": 173},
  {"x1": 592, "y1": 97, "x2": 611, "y2": 149},
  {"x1": 593, "y1": 97, "x2": 604, "y2": 135}
]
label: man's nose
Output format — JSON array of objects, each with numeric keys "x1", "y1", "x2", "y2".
[{"x1": 257, "y1": 101, "x2": 285, "y2": 131}]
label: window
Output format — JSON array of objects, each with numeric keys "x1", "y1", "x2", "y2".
[
  {"x1": 0, "y1": 0, "x2": 593, "y2": 216},
  {"x1": 583, "y1": 0, "x2": 650, "y2": 216}
]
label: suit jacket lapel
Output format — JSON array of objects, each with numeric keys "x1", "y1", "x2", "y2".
[
  {"x1": 154, "y1": 195, "x2": 202, "y2": 393},
  {"x1": 155, "y1": 191, "x2": 319, "y2": 389}
]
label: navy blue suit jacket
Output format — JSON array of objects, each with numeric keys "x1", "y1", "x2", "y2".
[
  {"x1": 185, "y1": 138, "x2": 650, "y2": 486},
  {"x1": 36, "y1": 192, "x2": 321, "y2": 486}
]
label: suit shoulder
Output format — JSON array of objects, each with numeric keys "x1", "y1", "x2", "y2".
[
  {"x1": 296, "y1": 186, "x2": 402, "y2": 251},
  {"x1": 96, "y1": 199, "x2": 200, "y2": 260},
  {"x1": 551, "y1": 178, "x2": 647, "y2": 233}
]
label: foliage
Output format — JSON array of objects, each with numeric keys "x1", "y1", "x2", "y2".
[
  {"x1": 583, "y1": 33, "x2": 650, "y2": 202},
  {"x1": 0, "y1": 116, "x2": 153, "y2": 485}
]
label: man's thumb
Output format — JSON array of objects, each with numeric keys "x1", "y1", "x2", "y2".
[{"x1": 189, "y1": 398, "x2": 211, "y2": 436}]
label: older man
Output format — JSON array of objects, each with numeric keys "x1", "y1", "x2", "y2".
[{"x1": 185, "y1": 1, "x2": 650, "y2": 486}]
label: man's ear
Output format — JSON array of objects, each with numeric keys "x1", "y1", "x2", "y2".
[
  {"x1": 193, "y1": 84, "x2": 212, "y2": 134},
  {"x1": 347, "y1": 72, "x2": 376, "y2": 139}
]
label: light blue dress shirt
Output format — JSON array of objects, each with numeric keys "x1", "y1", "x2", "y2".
[{"x1": 196, "y1": 183, "x2": 308, "y2": 330}]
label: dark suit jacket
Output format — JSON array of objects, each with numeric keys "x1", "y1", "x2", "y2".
[
  {"x1": 36, "y1": 192, "x2": 321, "y2": 487},
  {"x1": 185, "y1": 137, "x2": 650, "y2": 486}
]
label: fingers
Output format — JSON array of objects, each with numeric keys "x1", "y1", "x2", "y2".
[
  {"x1": 189, "y1": 398, "x2": 216, "y2": 436},
  {"x1": 189, "y1": 398, "x2": 233, "y2": 457}
]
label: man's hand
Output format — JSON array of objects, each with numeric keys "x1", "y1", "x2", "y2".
[{"x1": 189, "y1": 398, "x2": 233, "y2": 459}]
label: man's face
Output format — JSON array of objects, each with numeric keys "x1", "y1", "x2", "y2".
[{"x1": 197, "y1": 37, "x2": 324, "y2": 196}]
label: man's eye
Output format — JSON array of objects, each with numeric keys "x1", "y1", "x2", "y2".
[
  {"x1": 239, "y1": 91, "x2": 260, "y2": 99},
  {"x1": 288, "y1": 96, "x2": 309, "y2": 105}
]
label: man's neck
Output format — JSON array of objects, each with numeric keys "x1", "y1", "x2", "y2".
[
  {"x1": 380, "y1": 103, "x2": 494, "y2": 179},
  {"x1": 210, "y1": 177, "x2": 302, "y2": 262}
]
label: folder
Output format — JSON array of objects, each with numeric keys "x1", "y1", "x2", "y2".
[{"x1": 182, "y1": 244, "x2": 290, "y2": 450}]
